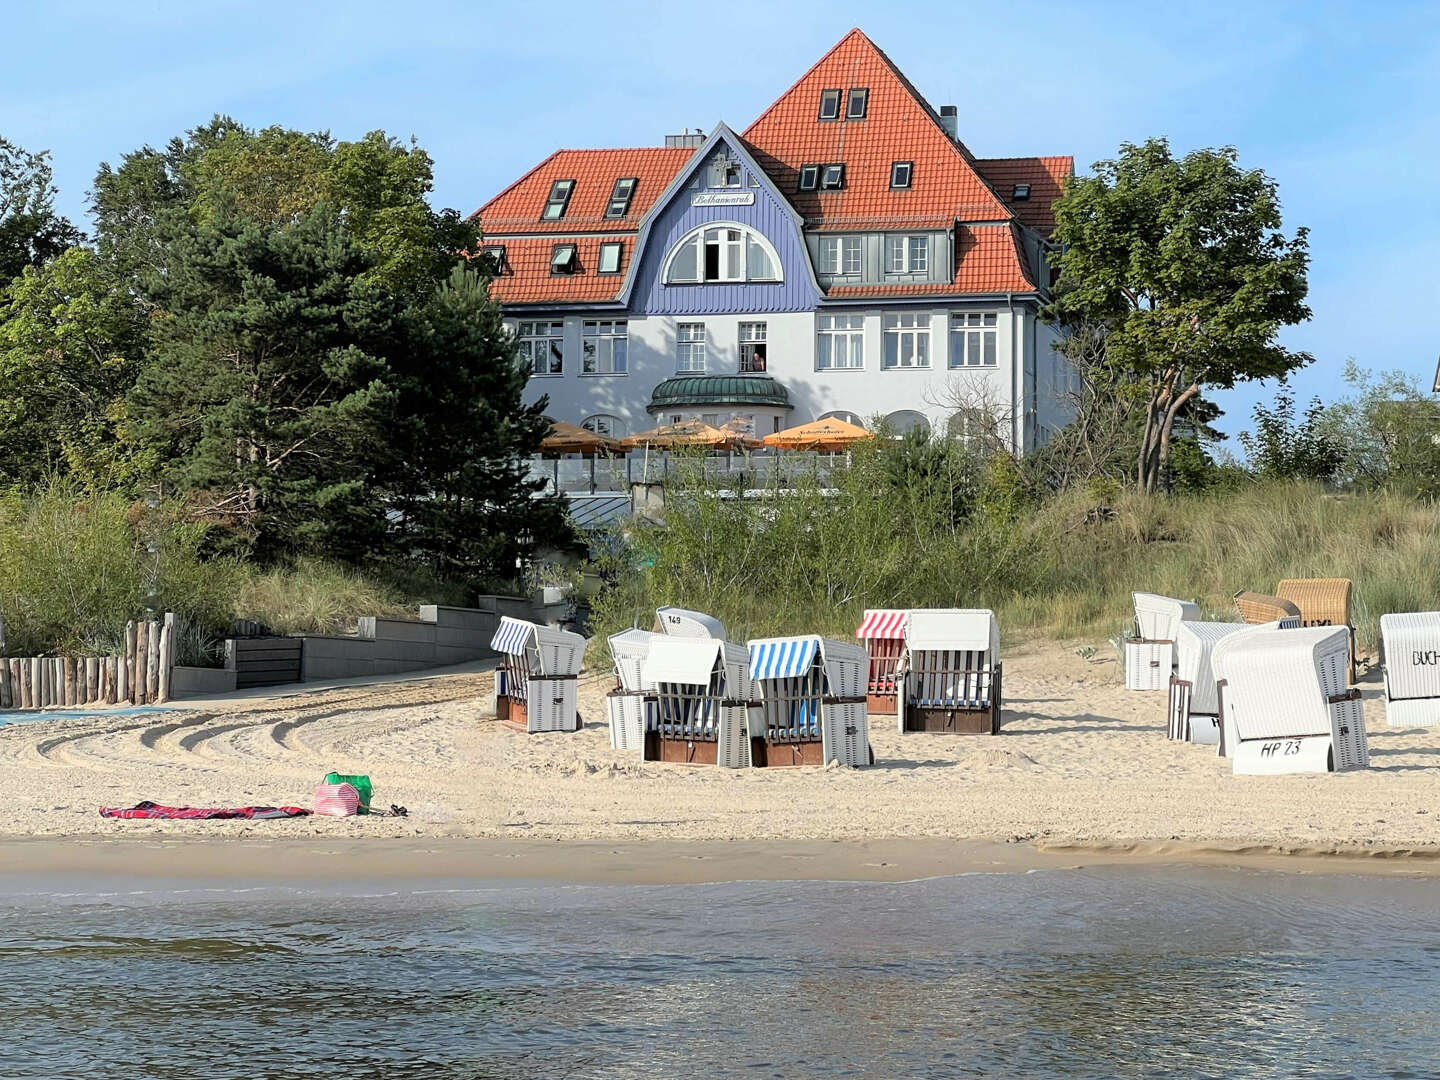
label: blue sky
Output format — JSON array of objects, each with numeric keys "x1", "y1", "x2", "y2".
[{"x1": 4, "y1": 0, "x2": 1438, "y2": 447}]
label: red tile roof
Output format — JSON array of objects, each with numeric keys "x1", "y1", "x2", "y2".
[
  {"x1": 974, "y1": 156, "x2": 1073, "y2": 234},
  {"x1": 742, "y1": 29, "x2": 1013, "y2": 228},
  {"x1": 475, "y1": 147, "x2": 694, "y2": 235},
  {"x1": 825, "y1": 225, "x2": 1036, "y2": 298},
  {"x1": 485, "y1": 235, "x2": 628, "y2": 305}
]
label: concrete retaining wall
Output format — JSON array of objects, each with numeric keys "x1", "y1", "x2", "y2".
[
  {"x1": 299, "y1": 602, "x2": 529, "y2": 682},
  {"x1": 172, "y1": 665, "x2": 237, "y2": 697}
]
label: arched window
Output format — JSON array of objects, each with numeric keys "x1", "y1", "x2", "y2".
[
  {"x1": 582, "y1": 414, "x2": 625, "y2": 437},
  {"x1": 819, "y1": 411, "x2": 864, "y2": 427},
  {"x1": 885, "y1": 410, "x2": 930, "y2": 437},
  {"x1": 664, "y1": 222, "x2": 782, "y2": 284}
]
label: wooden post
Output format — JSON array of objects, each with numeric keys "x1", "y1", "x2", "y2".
[
  {"x1": 135, "y1": 621, "x2": 149, "y2": 704},
  {"x1": 147, "y1": 620, "x2": 161, "y2": 703},
  {"x1": 20, "y1": 659, "x2": 31, "y2": 709},
  {"x1": 63, "y1": 657, "x2": 76, "y2": 706},
  {"x1": 40, "y1": 659, "x2": 50, "y2": 707},
  {"x1": 122, "y1": 621, "x2": 135, "y2": 703},
  {"x1": 86, "y1": 657, "x2": 99, "y2": 704},
  {"x1": 158, "y1": 613, "x2": 175, "y2": 703},
  {"x1": 0, "y1": 658, "x2": 9, "y2": 709},
  {"x1": 104, "y1": 657, "x2": 117, "y2": 704}
]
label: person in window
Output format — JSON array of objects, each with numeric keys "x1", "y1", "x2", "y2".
[{"x1": 748, "y1": 343, "x2": 766, "y2": 372}]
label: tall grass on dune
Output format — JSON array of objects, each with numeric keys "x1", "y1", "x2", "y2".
[
  {"x1": 588, "y1": 447, "x2": 1440, "y2": 657},
  {"x1": 232, "y1": 557, "x2": 415, "y2": 636}
]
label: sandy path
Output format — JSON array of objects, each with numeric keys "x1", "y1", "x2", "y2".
[{"x1": 2, "y1": 642, "x2": 1438, "y2": 849}]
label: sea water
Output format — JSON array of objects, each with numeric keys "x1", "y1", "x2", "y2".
[{"x1": 3, "y1": 864, "x2": 1438, "y2": 1078}]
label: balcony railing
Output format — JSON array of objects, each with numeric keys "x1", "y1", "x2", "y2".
[{"x1": 528, "y1": 450, "x2": 853, "y2": 496}]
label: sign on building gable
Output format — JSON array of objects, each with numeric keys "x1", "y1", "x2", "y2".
[{"x1": 692, "y1": 192, "x2": 756, "y2": 207}]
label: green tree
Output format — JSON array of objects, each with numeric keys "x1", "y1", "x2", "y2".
[
  {"x1": 1239, "y1": 382, "x2": 1343, "y2": 482},
  {"x1": 0, "y1": 137, "x2": 83, "y2": 283},
  {"x1": 129, "y1": 207, "x2": 401, "y2": 560},
  {"x1": 91, "y1": 117, "x2": 477, "y2": 299},
  {"x1": 1048, "y1": 138, "x2": 1312, "y2": 493},
  {"x1": 1321, "y1": 362, "x2": 1440, "y2": 494},
  {"x1": 0, "y1": 247, "x2": 143, "y2": 486}
]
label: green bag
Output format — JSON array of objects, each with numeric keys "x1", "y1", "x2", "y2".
[{"x1": 323, "y1": 772, "x2": 373, "y2": 815}]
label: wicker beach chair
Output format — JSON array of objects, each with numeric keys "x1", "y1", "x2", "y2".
[
  {"x1": 855, "y1": 609, "x2": 907, "y2": 715},
  {"x1": 1168, "y1": 620, "x2": 1250, "y2": 744},
  {"x1": 654, "y1": 606, "x2": 726, "y2": 640},
  {"x1": 1126, "y1": 593, "x2": 1200, "y2": 691},
  {"x1": 640, "y1": 636, "x2": 753, "y2": 767},
  {"x1": 1232, "y1": 591, "x2": 1301, "y2": 626},
  {"x1": 897, "y1": 609, "x2": 1002, "y2": 734},
  {"x1": 489, "y1": 617, "x2": 587, "y2": 733},
  {"x1": 1276, "y1": 578, "x2": 1356, "y2": 683},
  {"x1": 606, "y1": 628, "x2": 659, "y2": 750},
  {"x1": 1379, "y1": 612, "x2": 1440, "y2": 726},
  {"x1": 748, "y1": 635, "x2": 871, "y2": 767},
  {"x1": 1210, "y1": 623, "x2": 1368, "y2": 775}
]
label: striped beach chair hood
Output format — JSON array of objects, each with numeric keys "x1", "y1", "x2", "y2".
[{"x1": 856, "y1": 610, "x2": 907, "y2": 640}]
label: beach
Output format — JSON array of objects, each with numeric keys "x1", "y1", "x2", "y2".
[{"x1": 2, "y1": 639, "x2": 1438, "y2": 867}]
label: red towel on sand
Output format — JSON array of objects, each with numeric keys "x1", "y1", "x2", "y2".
[{"x1": 99, "y1": 801, "x2": 312, "y2": 820}]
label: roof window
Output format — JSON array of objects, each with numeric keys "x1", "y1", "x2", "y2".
[
  {"x1": 597, "y1": 241, "x2": 622, "y2": 275},
  {"x1": 890, "y1": 161, "x2": 913, "y2": 189},
  {"x1": 818, "y1": 89, "x2": 842, "y2": 121},
  {"x1": 1012, "y1": 183, "x2": 1031, "y2": 200},
  {"x1": 798, "y1": 164, "x2": 820, "y2": 192},
  {"x1": 820, "y1": 163, "x2": 845, "y2": 190},
  {"x1": 542, "y1": 179, "x2": 574, "y2": 220},
  {"x1": 550, "y1": 243, "x2": 579, "y2": 275},
  {"x1": 605, "y1": 177, "x2": 637, "y2": 218},
  {"x1": 846, "y1": 88, "x2": 869, "y2": 120},
  {"x1": 479, "y1": 244, "x2": 508, "y2": 274}
]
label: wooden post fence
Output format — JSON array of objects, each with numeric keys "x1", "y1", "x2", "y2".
[{"x1": 0, "y1": 613, "x2": 179, "y2": 712}]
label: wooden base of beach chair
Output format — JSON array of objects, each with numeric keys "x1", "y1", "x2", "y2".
[
  {"x1": 903, "y1": 705, "x2": 998, "y2": 735},
  {"x1": 643, "y1": 733, "x2": 719, "y2": 766},
  {"x1": 749, "y1": 737, "x2": 827, "y2": 768},
  {"x1": 866, "y1": 691, "x2": 897, "y2": 715},
  {"x1": 496, "y1": 695, "x2": 528, "y2": 732}
]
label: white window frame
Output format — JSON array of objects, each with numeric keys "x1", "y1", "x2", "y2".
[
  {"x1": 582, "y1": 320, "x2": 628, "y2": 376},
  {"x1": 542, "y1": 179, "x2": 574, "y2": 221},
  {"x1": 882, "y1": 312, "x2": 931, "y2": 370},
  {"x1": 816, "y1": 313, "x2": 864, "y2": 371},
  {"x1": 596, "y1": 241, "x2": 622, "y2": 275},
  {"x1": 885, "y1": 234, "x2": 929, "y2": 274},
  {"x1": 517, "y1": 320, "x2": 564, "y2": 377},
  {"x1": 676, "y1": 322, "x2": 706, "y2": 373},
  {"x1": 662, "y1": 222, "x2": 784, "y2": 284},
  {"x1": 819, "y1": 236, "x2": 862, "y2": 276},
  {"x1": 949, "y1": 312, "x2": 999, "y2": 368},
  {"x1": 739, "y1": 321, "x2": 767, "y2": 372}
]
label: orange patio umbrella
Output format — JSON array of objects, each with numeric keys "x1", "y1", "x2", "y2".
[
  {"x1": 619, "y1": 419, "x2": 733, "y2": 450},
  {"x1": 717, "y1": 416, "x2": 765, "y2": 450},
  {"x1": 539, "y1": 420, "x2": 623, "y2": 456},
  {"x1": 762, "y1": 416, "x2": 874, "y2": 452}
]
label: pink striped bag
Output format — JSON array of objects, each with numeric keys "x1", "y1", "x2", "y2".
[{"x1": 313, "y1": 781, "x2": 361, "y2": 817}]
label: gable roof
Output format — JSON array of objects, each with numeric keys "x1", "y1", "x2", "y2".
[
  {"x1": 974, "y1": 156, "x2": 1073, "y2": 235},
  {"x1": 742, "y1": 29, "x2": 1013, "y2": 229},
  {"x1": 475, "y1": 147, "x2": 694, "y2": 235}
]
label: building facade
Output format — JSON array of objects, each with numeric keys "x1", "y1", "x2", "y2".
[{"x1": 476, "y1": 29, "x2": 1075, "y2": 450}]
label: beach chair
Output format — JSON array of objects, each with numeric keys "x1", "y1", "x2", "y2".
[
  {"x1": 1276, "y1": 578, "x2": 1357, "y2": 683},
  {"x1": 654, "y1": 606, "x2": 726, "y2": 640},
  {"x1": 488, "y1": 616, "x2": 587, "y2": 733},
  {"x1": 855, "y1": 609, "x2": 907, "y2": 715},
  {"x1": 1168, "y1": 621, "x2": 1251, "y2": 744},
  {"x1": 606, "y1": 628, "x2": 659, "y2": 751},
  {"x1": 1233, "y1": 591, "x2": 1301, "y2": 627},
  {"x1": 1126, "y1": 593, "x2": 1201, "y2": 691},
  {"x1": 1210, "y1": 624, "x2": 1368, "y2": 775},
  {"x1": 897, "y1": 609, "x2": 1002, "y2": 735},
  {"x1": 640, "y1": 636, "x2": 753, "y2": 767},
  {"x1": 748, "y1": 635, "x2": 872, "y2": 767},
  {"x1": 1380, "y1": 612, "x2": 1440, "y2": 726}
]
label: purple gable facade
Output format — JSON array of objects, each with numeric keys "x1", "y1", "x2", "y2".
[{"x1": 627, "y1": 136, "x2": 820, "y2": 317}]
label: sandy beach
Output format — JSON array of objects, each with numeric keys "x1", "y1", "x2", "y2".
[{"x1": 3, "y1": 640, "x2": 1439, "y2": 871}]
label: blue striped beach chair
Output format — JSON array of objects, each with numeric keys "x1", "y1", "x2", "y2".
[
  {"x1": 747, "y1": 635, "x2": 871, "y2": 767},
  {"x1": 489, "y1": 616, "x2": 587, "y2": 733}
]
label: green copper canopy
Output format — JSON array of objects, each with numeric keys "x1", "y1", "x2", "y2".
[{"x1": 649, "y1": 374, "x2": 792, "y2": 410}]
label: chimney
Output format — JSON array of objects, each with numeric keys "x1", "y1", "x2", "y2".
[
  {"x1": 665, "y1": 128, "x2": 707, "y2": 149},
  {"x1": 939, "y1": 105, "x2": 958, "y2": 140}
]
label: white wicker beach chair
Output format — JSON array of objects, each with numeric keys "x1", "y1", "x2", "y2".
[
  {"x1": 640, "y1": 636, "x2": 753, "y2": 768},
  {"x1": 606, "y1": 628, "x2": 660, "y2": 750},
  {"x1": 747, "y1": 635, "x2": 871, "y2": 767},
  {"x1": 856, "y1": 609, "x2": 908, "y2": 715},
  {"x1": 897, "y1": 609, "x2": 1002, "y2": 735},
  {"x1": 1380, "y1": 612, "x2": 1440, "y2": 726},
  {"x1": 1168, "y1": 621, "x2": 1249, "y2": 743},
  {"x1": 1126, "y1": 593, "x2": 1201, "y2": 691},
  {"x1": 654, "y1": 606, "x2": 726, "y2": 639},
  {"x1": 1210, "y1": 624, "x2": 1368, "y2": 775},
  {"x1": 489, "y1": 616, "x2": 587, "y2": 733}
]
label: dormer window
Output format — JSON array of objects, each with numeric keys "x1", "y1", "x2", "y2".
[
  {"x1": 890, "y1": 161, "x2": 913, "y2": 189},
  {"x1": 818, "y1": 88, "x2": 842, "y2": 121},
  {"x1": 479, "y1": 244, "x2": 508, "y2": 274},
  {"x1": 605, "y1": 177, "x2": 637, "y2": 218},
  {"x1": 846, "y1": 88, "x2": 869, "y2": 120},
  {"x1": 820, "y1": 164, "x2": 845, "y2": 190},
  {"x1": 550, "y1": 243, "x2": 579, "y2": 275},
  {"x1": 798, "y1": 165, "x2": 820, "y2": 191},
  {"x1": 542, "y1": 179, "x2": 574, "y2": 221},
  {"x1": 1013, "y1": 183, "x2": 1032, "y2": 200}
]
